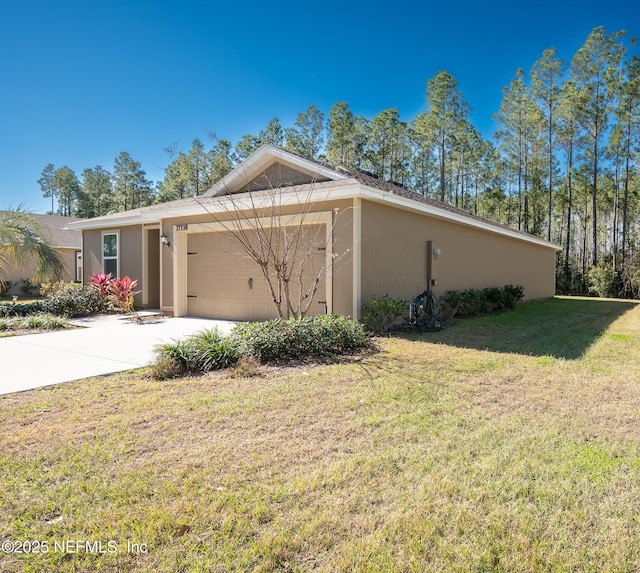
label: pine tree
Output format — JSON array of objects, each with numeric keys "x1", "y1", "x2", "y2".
[
  {"x1": 284, "y1": 104, "x2": 325, "y2": 159},
  {"x1": 616, "y1": 55, "x2": 640, "y2": 273},
  {"x1": 113, "y1": 152, "x2": 154, "y2": 211},
  {"x1": 570, "y1": 26, "x2": 626, "y2": 265},
  {"x1": 258, "y1": 118, "x2": 285, "y2": 147},
  {"x1": 417, "y1": 71, "x2": 472, "y2": 202},
  {"x1": 78, "y1": 166, "x2": 113, "y2": 218},
  {"x1": 53, "y1": 166, "x2": 80, "y2": 217},
  {"x1": 326, "y1": 102, "x2": 366, "y2": 168},
  {"x1": 494, "y1": 69, "x2": 544, "y2": 231},
  {"x1": 38, "y1": 164, "x2": 57, "y2": 215},
  {"x1": 531, "y1": 47, "x2": 564, "y2": 241},
  {"x1": 364, "y1": 108, "x2": 411, "y2": 183}
]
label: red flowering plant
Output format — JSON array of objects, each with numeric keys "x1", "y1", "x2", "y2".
[
  {"x1": 89, "y1": 272, "x2": 112, "y2": 298},
  {"x1": 89, "y1": 273, "x2": 140, "y2": 315},
  {"x1": 108, "y1": 275, "x2": 139, "y2": 314}
]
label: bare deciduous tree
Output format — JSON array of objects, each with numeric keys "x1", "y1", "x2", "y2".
[{"x1": 196, "y1": 169, "x2": 341, "y2": 319}]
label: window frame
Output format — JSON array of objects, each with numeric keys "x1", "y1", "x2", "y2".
[
  {"x1": 75, "y1": 251, "x2": 82, "y2": 282},
  {"x1": 101, "y1": 231, "x2": 119, "y2": 277}
]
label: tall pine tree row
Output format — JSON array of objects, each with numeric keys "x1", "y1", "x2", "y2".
[{"x1": 36, "y1": 26, "x2": 639, "y2": 298}]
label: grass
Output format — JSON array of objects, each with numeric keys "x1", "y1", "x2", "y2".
[
  {"x1": 1, "y1": 296, "x2": 640, "y2": 572},
  {"x1": 0, "y1": 313, "x2": 71, "y2": 337}
]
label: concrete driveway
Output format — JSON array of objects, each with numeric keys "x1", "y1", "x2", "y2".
[{"x1": 0, "y1": 313, "x2": 236, "y2": 396}]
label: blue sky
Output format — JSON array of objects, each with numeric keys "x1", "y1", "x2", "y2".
[{"x1": 0, "y1": 0, "x2": 638, "y2": 214}]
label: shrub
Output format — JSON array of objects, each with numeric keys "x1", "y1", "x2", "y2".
[
  {"x1": 20, "y1": 278, "x2": 38, "y2": 296},
  {"x1": 0, "y1": 281, "x2": 12, "y2": 297},
  {"x1": 0, "y1": 300, "x2": 46, "y2": 317},
  {"x1": 231, "y1": 314, "x2": 369, "y2": 363},
  {"x1": 362, "y1": 295, "x2": 407, "y2": 334},
  {"x1": 586, "y1": 264, "x2": 619, "y2": 298},
  {"x1": 440, "y1": 284, "x2": 525, "y2": 320},
  {"x1": 153, "y1": 338, "x2": 199, "y2": 376},
  {"x1": 147, "y1": 353, "x2": 185, "y2": 381},
  {"x1": 230, "y1": 355, "x2": 261, "y2": 378},
  {"x1": 620, "y1": 266, "x2": 640, "y2": 299},
  {"x1": 107, "y1": 276, "x2": 139, "y2": 313},
  {"x1": 502, "y1": 284, "x2": 525, "y2": 309},
  {"x1": 40, "y1": 282, "x2": 104, "y2": 317},
  {"x1": 149, "y1": 315, "x2": 370, "y2": 380},
  {"x1": 190, "y1": 328, "x2": 240, "y2": 371}
]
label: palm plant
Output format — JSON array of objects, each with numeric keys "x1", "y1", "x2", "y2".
[{"x1": 0, "y1": 208, "x2": 64, "y2": 289}]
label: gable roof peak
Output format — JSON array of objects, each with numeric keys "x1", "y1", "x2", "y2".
[{"x1": 201, "y1": 145, "x2": 348, "y2": 197}]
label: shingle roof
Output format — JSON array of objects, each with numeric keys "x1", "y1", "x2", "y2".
[
  {"x1": 67, "y1": 145, "x2": 558, "y2": 249},
  {"x1": 335, "y1": 166, "x2": 543, "y2": 242},
  {"x1": 0, "y1": 212, "x2": 81, "y2": 249}
]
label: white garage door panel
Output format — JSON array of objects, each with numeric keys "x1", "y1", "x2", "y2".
[{"x1": 186, "y1": 227, "x2": 326, "y2": 321}]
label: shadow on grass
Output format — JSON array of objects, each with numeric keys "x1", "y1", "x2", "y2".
[{"x1": 402, "y1": 296, "x2": 639, "y2": 360}]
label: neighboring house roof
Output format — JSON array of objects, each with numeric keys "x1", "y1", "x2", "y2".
[
  {"x1": 0, "y1": 212, "x2": 81, "y2": 249},
  {"x1": 68, "y1": 145, "x2": 561, "y2": 251}
]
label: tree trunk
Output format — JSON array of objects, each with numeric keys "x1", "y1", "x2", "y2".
[
  {"x1": 564, "y1": 141, "x2": 573, "y2": 282},
  {"x1": 592, "y1": 136, "x2": 598, "y2": 267}
]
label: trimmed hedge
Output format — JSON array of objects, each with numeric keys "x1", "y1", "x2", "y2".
[
  {"x1": 0, "y1": 283, "x2": 104, "y2": 318},
  {"x1": 0, "y1": 301, "x2": 46, "y2": 317},
  {"x1": 440, "y1": 284, "x2": 524, "y2": 320},
  {"x1": 150, "y1": 314, "x2": 370, "y2": 379},
  {"x1": 230, "y1": 314, "x2": 370, "y2": 363},
  {"x1": 42, "y1": 283, "x2": 104, "y2": 317}
]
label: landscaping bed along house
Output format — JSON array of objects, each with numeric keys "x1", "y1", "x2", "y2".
[
  {"x1": 149, "y1": 284, "x2": 525, "y2": 379},
  {"x1": 0, "y1": 277, "x2": 526, "y2": 376},
  {"x1": 0, "y1": 274, "x2": 139, "y2": 335}
]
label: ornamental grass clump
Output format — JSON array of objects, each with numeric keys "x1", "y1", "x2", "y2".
[
  {"x1": 151, "y1": 327, "x2": 239, "y2": 379},
  {"x1": 0, "y1": 313, "x2": 69, "y2": 332}
]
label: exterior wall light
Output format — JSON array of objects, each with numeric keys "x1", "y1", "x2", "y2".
[
  {"x1": 160, "y1": 233, "x2": 170, "y2": 247},
  {"x1": 433, "y1": 247, "x2": 442, "y2": 257}
]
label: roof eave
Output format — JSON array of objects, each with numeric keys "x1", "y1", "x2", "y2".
[
  {"x1": 67, "y1": 212, "x2": 162, "y2": 230},
  {"x1": 68, "y1": 181, "x2": 561, "y2": 251}
]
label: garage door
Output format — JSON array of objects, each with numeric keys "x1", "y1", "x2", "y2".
[{"x1": 186, "y1": 226, "x2": 327, "y2": 321}]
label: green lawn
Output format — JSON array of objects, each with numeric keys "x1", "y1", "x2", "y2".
[{"x1": 1, "y1": 296, "x2": 640, "y2": 572}]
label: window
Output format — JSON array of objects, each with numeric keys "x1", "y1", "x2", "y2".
[
  {"x1": 102, "y1": 232, "x2": 119, "y2": 277},
  {"x1": 75, "y1": 251, "x2": 82, "y2": 282}
]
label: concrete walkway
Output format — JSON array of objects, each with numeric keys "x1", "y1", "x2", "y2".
[{"x1": 0, "y1": 313, "x2": 236, "y2": 396}]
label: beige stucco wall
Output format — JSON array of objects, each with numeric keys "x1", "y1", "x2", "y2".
[
  {"x1": 159, "y1": 199, "x2": 355, "y2": 316},
  {"x1": 78, "y1": 194, "x2": 556, "y2": 319},
  {"x1": 360, "y1": 199, "x2": 557, "y2": 304},
  {"x1": 2, "y1": 248, "x2": 77, "y2": 294},
  {"x1": 82, "y1": 226, "x2": 144, "y2": 304}
]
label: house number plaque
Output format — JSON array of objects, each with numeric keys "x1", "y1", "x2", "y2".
[{"x1": 175, "y1": 224, "x2": 189, "y2": 231}]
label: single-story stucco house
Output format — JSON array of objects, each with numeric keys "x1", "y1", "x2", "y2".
[
  {"x1": 68, "y1": 145, "x2": 561, "y2": 320},
  {"x1": 1, "y1": 212, "x2": 82, "y2": 294}
]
